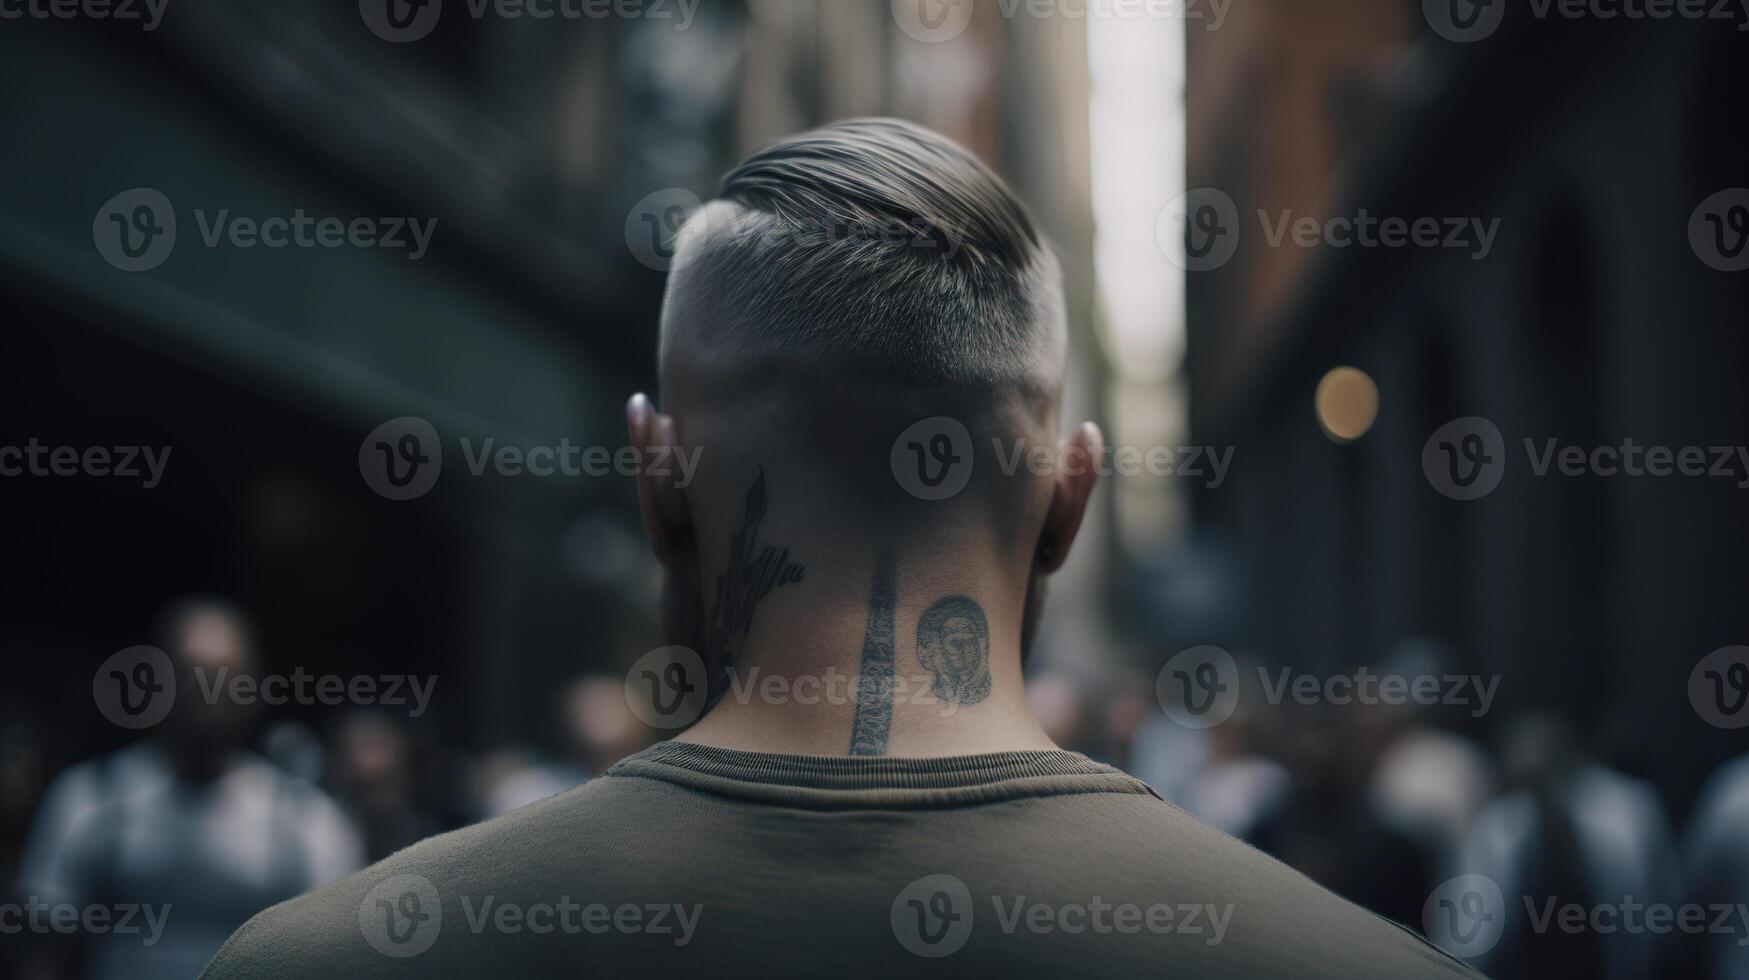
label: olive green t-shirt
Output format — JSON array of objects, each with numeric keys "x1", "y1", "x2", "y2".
[{"x1": 202, "y1": 742, "x2": 1482, "y2": 978}]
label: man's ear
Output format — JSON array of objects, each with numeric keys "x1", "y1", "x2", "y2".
[
  {"x1": 626, "y1": 393, "x2": 695, "y2": 566},
  {"x1": 1036, "y1": 421, "x2": 1103, "y2": 574}
]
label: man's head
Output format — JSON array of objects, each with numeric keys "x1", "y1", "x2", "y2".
[
  {"x1": 154, "y1": 593, "x2": 262, "y2": 774},
  {"x1": 629, "y1": 119, "x2": 1100, "y2": 688},
  {"x1": 659, "y1": 117, "x2": 1067, "y2": 398}
]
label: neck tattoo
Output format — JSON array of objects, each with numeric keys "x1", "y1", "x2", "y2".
[{"x1": 708, "y1": 466, "x2": 805, "y2": 674}]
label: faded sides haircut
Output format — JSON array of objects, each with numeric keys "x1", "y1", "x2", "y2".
[{"x1": 660, "y1": 118, "x2": 1066, "y2": 404}]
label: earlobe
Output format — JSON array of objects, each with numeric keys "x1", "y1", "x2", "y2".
[
  {"x1": 1036, "y1": 421, "x2": 1103, "y2": 574},
  {"x1": 627, "y1": 392, "x2": 695, "y2": 566}
]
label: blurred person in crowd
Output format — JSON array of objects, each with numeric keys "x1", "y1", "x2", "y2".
[
  {"x1": 1, "y1": 711, "x2": 48, "y2": 979},
  {"x1": 1174, "y1": 700, "x2": 1290, "y2": 845},
  {"x1": 1252, "y1": 704, "x2": 1431, "y2": 928},
  {"x1": 330, "y1": 711, "x2": 435, "y2": 862},
  {"x1": 17, "y1": 595, "x2": 362, "y2": 980},
  {"x1": 1455, "y1": 712, "x2": 1683, "y2": 980},
  {"x1": 1684, "y1": 752, "x2": 1749, "y2": 980},
  {"x1": 1, "y1": 712, "x2": 46, "y2": 894},
  {"x1": 1127, "y1": 698, "x2": 1212, "y2": 803},
  {"x1": 1089, "y1": 673, "x2": 1152, "y2": 770},
  {"x1": 1366, "y1": 640, "x2": 1497, "y2": 877},
  {"x1": 206, "y1": 120, "x2": 1478, "y2": 977},
  {"x1": 474, "y1": 674, "x2": 649, "y2": 818},
  {"x1": 260, "y1": 721, "x2": 325, "y2": 786}
]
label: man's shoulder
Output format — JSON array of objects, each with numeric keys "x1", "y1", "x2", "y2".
[
  {"x1": 1007, "y1": 786, "x2": 1486, "y2": 978},
  {"x1": 200, "y1": 776, "x2": 644, "y2": 978},
  {"x1": 202, "y1": 764, "x2": 1485, "y2": 979}
]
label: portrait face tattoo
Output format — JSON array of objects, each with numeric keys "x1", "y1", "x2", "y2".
[{"x1": 915, "y1": 595, "x2": 991, "y2": 706}]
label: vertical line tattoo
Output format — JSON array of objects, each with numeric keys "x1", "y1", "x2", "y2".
[{"x1": 848, "y1": 555, "x2": 898, "y2": 756}]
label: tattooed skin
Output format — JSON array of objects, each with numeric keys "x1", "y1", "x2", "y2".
[
  {"x1": 915, "y1": 596, "x2": 990, "y2": 705},
  {"x1": 847, "y1": 556, "x2": 897, "y2": 756},
  {"x1": 707, "y1": 466, "x2": 805, "y2": 673}
]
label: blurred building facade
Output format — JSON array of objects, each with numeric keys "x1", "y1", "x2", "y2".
[
  {"x1": 0, "y1": 0, "x2": 1102, "y2": 762},
  {"x1": 1180, "y1": 1, "x2": 1749, "y2": 815}
]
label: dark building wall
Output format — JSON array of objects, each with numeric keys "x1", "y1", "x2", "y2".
[{"x1": 1186, "y1": 14, "x2": 1749, "y2": 812}]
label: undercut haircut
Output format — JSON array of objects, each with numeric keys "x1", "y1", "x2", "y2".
[{"x1": 662, "y1": 118, "x2": 1065, "y2": 397}]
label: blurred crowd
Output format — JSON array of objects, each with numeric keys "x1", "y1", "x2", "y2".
[
  {"x1": 3, "y1": 597, "x2": 1745, "y2": 979},
  {"x1": 1041, "y1": 650, "x2": 1748, "y2": 980},
  {"x1": 0, "y1": 595, "x2": 654, "y2": 979}
]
